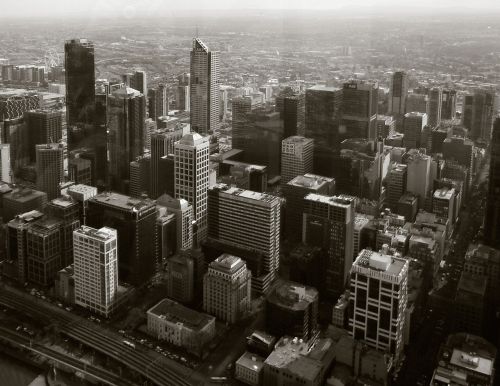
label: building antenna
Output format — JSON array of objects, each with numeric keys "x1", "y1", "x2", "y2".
[{"x1": 195, "y1": 25, "x2": 199, "y2": 38}]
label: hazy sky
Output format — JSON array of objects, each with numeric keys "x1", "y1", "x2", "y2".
[{"x1": 3, "y1": 0, "x2": 500, "y2": 18}]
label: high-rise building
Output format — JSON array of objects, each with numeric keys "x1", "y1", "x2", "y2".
[
  {"x1": 68, "y1": 157, "x2": 92, "y2": 185},
  {"x1": 46, "y1": 196, "x2": 80, "y2": 267},
  {"x1": 433, "y1": 187, "x2": 456, "y2": 224},
  {"x1": 427, "y1": 87, "x2": 443, "y2": 127},
  {"x1": 3, "y1": 187, "x2": 47, "y2": 222},
  {"x1": 129, "y1": 70, "x2": 147, "y2": 94},
  {"x1": 207, "y1": 184, "x2": 281, "y2": 294},
  {"x1": 404, "y1": 150, "x2": 431, "y2": 207},
  {"x1": 174, "y1": 133, "x2": 210, "y2": 241},
  {"x1": 24, "y1": 110, "x2": 63, "y2": 162},
  {"x1": 305, "y1": 85, "x2": 343, "y2": 175},
  {"x1": 157, "y1": 194, "x2": 194, "y2": 252},
  {"x1": 190, "y1": 38, "x2": 220, "y2": 135},
  {"x1": 150, "y1": 125, "x2": 190, "y2": 198},
  {"x1": 280, "y1": 136, "x2": 313, "y2": 186},
  {"x1": 231, "y1": 96, "x2": 258, "y2": 150},
  {"x1": 203, "y1": 254, "x2": 251, "y2": 324},
  {"x1": 108, "y1": 87, "x2": 146, "y2": 193},
  {"x1": 388, "y1": 71, "x2": 408, "y2": 116},
  {"x1": 463, "y1": 90, "x2": 495, "y2": 142},
  {"x1": 386, "y1": 163, "x2": 407, "y2": 211},
  {"x1": 266, "y1": 280, "x2": 319, "y2": 342},
  {"x1": 87, "y1": 192, "x2": 157, "y2": 286},
  {"x1": 405, "y1": 93, "x2": 428, "y2": 114},
  {"x1": 35, "y1": 143, "x2": 63, "y2": 200},
  {"x1": 441, "y1": 89, "x2": 457, "y2": 120},
  {"x1": 129, "y1": 155, "x2": 150, "y2": 198},
  {"x1": 148, "y1": 83, "x2": 168, "y2": 121},
  {"x1": 302, "y1": 194, "x2": 355, "y2": 300},
  {"x1": 165, "y1": 254, "x2": 195, "y2": 303},
  {"x1": 282, "y1": 174, "x2": 335, "y2": 243},
  {"x1": 66, "y1": 184, "x2": 98, "y2": 225},
  {"x1": 282, "y1": 93, "x2": 305, "y2": 138},
  {"x1": 341, "y1": 80, "x2": 378, "y2": 141},
  {"x1": 26, "y1": 217, "x2": 63, "y2": 286},
  {"x1": 64, "y1": 39, "x2": 95, "y2": 131},
  {"x1": 430, "y1": 126, "x2": 448, "y2": 154},
  {"x1": 73, "y1": 226, "x2": 118, "y2": 317},
  {"x1": 348, "y1": 249, "x2": 409, "y2": 362},
  {"x1": 403, "y1": 112, "x2": 428, "y2": 149},
  {"x1": 0, "y1": 144, "x2": 11, "y2": 183},
  {"x1": 484, "y1": 118, "x2": 500, "y2": 249}
]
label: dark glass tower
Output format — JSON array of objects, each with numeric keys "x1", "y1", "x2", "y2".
[
  {"x1": 484, "y1": 117, "x2": 500, "y2": 249},
  {"x1": 64, "y1": 39, "x2": 95, "y2": 133}
]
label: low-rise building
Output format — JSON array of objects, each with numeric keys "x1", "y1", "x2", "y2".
[{"x1": 235, "y1": 351, "x2": 265, "y2": 386}]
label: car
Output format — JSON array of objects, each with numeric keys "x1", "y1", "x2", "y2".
[
  {"x1": 57, "y1": 303, "x2": 63, "y2": 308},
  {"x1": 118, "y1": 330, "x2": 125, "y2": 334},
  {"x1": 16, "y1": 325, "x2": 22, "y2": 331}
]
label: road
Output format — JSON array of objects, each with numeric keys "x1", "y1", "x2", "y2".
[
  {"x1": 0, "y1": 326, "x2": 133, "y2": 386},
  {"x1": 0, "y1": 287, "x2": 206, "y2": 386}
]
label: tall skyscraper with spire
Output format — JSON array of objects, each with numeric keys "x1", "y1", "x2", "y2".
[
  {"x1": 64, "y1": 39, "x2": 95, "y2": 139},
  {"x1": 484, "y1": 117, "x2": 500, "y2": 249},
  {"x1": 190, "y1": 38, "x2": 220, "y2": 135}
]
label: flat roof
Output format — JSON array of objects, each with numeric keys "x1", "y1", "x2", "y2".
[
  {"x1": 268, "y1": 280, "x2": 318, "y2": 311},
  {"x1": 209, "y1": 253, "x2": 246, "y2": 273},
  {"x1": 353, "y1": 249, "x2": 408, "y2": 279},
  {"x1": 236, "y1": 351, "x2": 265, "y2": 372},
  {"x1": 90, "y1": 192, "x2": 155, "y2": 211},
  {"x1": 74, "y1": 226, "x2": 116, "y2": 242},
  {"x1": 307, "y1": 85, "x2": 341, "y2": 92},
  {"x1": 304, "y1": 193, "x2": 353, "y2": 208},
  {"x1": 148, "y1": 298, "x2": 214, "y2": 331},
  {"x1": 212, "y1": 184, "x2": 280, "y2": 205},
  {"x1": 450, "y1": 349, "x2": 493, "y2": 376}
]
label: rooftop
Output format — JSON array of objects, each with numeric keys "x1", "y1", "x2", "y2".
[
  {"x1": 450, "y1": 349, "x2": 493, "y2": 376},
  {"x1": 90, "y1": 192, "x2": 155, "y2": 212},
  {"x1": 236, "y1": 351, "x2": 265, "y2": 373},
  {"x1": 304, "y1": 193, "x2": 353, "y2": 208},
  {"x1": 211, "y1": 183, "x2": 280, "y2": 205},
  {"x1": 307, "y1": 85, "x2": 341, "y2": 92},
  {"x1": 287, "y1": 174, "x2": 334, "y2": 190},
  {"x1": 74, "y1": 226, "x2": 117, "y2": 242},
  {"x1": 148, "y1": 298, "x2": 214, "y2": 331},
  {"x1": 267, "y1": 280, "x2": 318, "y2": 311},
  {"x1": 209, "y1": 253, "x2": 246, "y2": 274},
  {"x1": 353, "y1": 249, "x2": 408, "y2": 280},
  {"x1": 434, "y1": 187, "x2": 454, "y2": 200}
]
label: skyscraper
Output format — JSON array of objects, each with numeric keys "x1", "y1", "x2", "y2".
[
  {"x1": 64, "y1": 39, "x2": 95, "y2": 131},
  {"x1": 87, "y1": 192, "x2": 157, "y2": 286},
  {"x1": 176, "y1": 74, "x2": 190, "y2": 111},
  {"x1": 207, "y1": 184, "x2": 281, "y2": 294},
  {"x1": 403, "y1": 112, "x2": 428, "y2": 149},
  {"x1": 0, "y1": 143, "x2": 11, "y2": 183},
  {"x1": 231, "y1": 96, "x2": 254, "y2": 150},
  {"x1": 302, "y1": 194, "x2": 355, "y2": 300},
  {"x1": 190, "y1": 38, "x2": 220, "y2": 134},
  {"x1": 174, "y1": 133, "x2": 210, "y2": 241},
  {"x1": 157, "y1": 194, "x2": 194, "y2": 251},
  {"x1": 386, "y1": 163, "x2": 407, "y2": 211},
  {"x1": 203, "y1": 254, "x2": 251, "y2": 324},
  {"x1": 348, "y1": 249, "x2": 409, "y2": 362},
  {"x1": 427, "y1": 87, "x2": 443, "y2": 127},
  {"x1": 73, "y1": 226, "x2": 118, "y2": 317},
  {"x1": 282, "y1": 93, "x2": 305, "y2": 138},
  {"x1": 148, "y1": 83, "x2": 168, "y2": 121},
  {"x1": 463, "y1": 90, "x2": 495, "y2": 141},
  {"x1": 388, "y1": 71, "x2": 408, "y2": 116},
  {"x1": 341, "y1": 80, "x2": 378, "y2": 141},
  {"x1": 129, "y1": 70, "x2": 147, "y2": 94},
  {"x1": 484, "y1": 118, "x2": 500, "y2": 249},
  {"x1": 107, "y1": 87, "x2": 146, "y2": 193},
  {"x1": 441, "y1": 89, "x2": 457, "y2": 120},
  {"x1": 35, "y1": 143, "x2": 63, "y2": 200},
  {"x1": 280, "y1": 136, "x2": 313, "y2": 186},
  {"x1": 24, "y1": 110, "x2": 63, "y2": 162},
  {"x1": 129, "y1": 155, "x2": 150, "y2": 198}
]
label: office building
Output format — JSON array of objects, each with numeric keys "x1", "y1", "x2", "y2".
[
  {"x1": 376, "y1": 115, "x2": 396, "y2": 138},
  {"x1": 403, "y1": 112, "x2": 427, "y2": 149},
  {"x1": 129, "y1": 155, "x2": 150, "y2": 198},
  {"x1": 282, "y1": 93, "x2": 305, "y2": 137},
  {"x1": 46, "y1": 197, "x2": 80, "y2": 267},
  {"x1": 454, "y1": 272, "x2": 486, "y2": 336},
  {"x1": 66, "y1": 184, "x2": 97, "y2": 225},
  {"x1": 302, "y1": 194, "x2": 354, "y2": 300},
  {"x1": 230, "y1": 96, "x2": 253, "y2": 150},
  {"x1": 7, "y1": 210, "x2": 44, "y2": 283},
  {"x1": 157, "y1": 194, "x2": 194, "y2": 252},
  {"x1": 280, "y1": 136, "x2": 313, "y2": 186},
  {"x1": 207, "y1": 184, "x2": 281, "y2": 294},
  {"x1": 24, "y1": 110, "x2": 63, "y2": 162},
  {"x1": 388, "y1": 71, "x2": 408, "y2": 116},
  {"x1": 174, "y1": 132, "x2": 209, "y2": 241},
  {"x1": 441, "y1": 89, "x2": 457, "y2": 120},
  {"x1": 165, "y1": 254, "x2": 195, "y2": 304},
  {"x1": 3, "y1": 187, "x2": 47, "y2": 222},
  {"x1": 305, "y1": 85, "x2": 343, "y2": 175},
  {"x1": 484, "y1": 118, "x2": 500, "y2": 248},
  {"x1": 148, "y1": 298, "x2": 215, "y2": 355},
  {"x1": 386, "y1": 163, "x2": 407, "y2": 211},
  {"x1": 0, "y1": 144, "x2": 11, "y2": 183},
  {"x1": 73, "y1": 226, "x2": 118, "y2": 317},
  {"x1": 430, "y1": 126, "x2": 449, "y2": 154},
  {"x1": 128, "y1": 70, "x2": 147, "y2": 94},
  {"x1": 282, "y1": 174, "x2": 335, "y2": 243},
  {"x1": 148, "y1": 83, "x2": 168, "y2": 121},
  {"x1": 348, "y1": 249, "x2": 409, "y2": 362},
  {"x1": 463, "y1": 89, "x2": 495, "y2": 142},
  {"x1": 404, "y1": 150, "x2": 431, "y2": 207},
  {"x1": 405, "y1": 93, "x2": 428, "y2": 114},
  {"x1": 64, "y1": 39, "x2": 95, "y2": 131},
  {"x1": 87, "y1": 192, "x2": 157, "y2": 286},
  {"x1": 54, "y1": 264, "x2": 75, "y2": 304},
  {"x1": 203, "y1": 254, "x2": 251, "y2": 324},
  {"x1": 176, "y1": 84, "x2": 190, "y2": 111},
  {"x1": 341, "y1": 80, "x2": 378, "y2": 141},
  {"x1": 26, "y1": 217, "x2": 63, "y2": 286},
  {"x1": 150, "y1": 124, "x2": 190, "y2": 198},
  {"x1": 266, "y1": 280, "x2": 319, "y2": 342},
  {"x1": 68, "y1": 157, "x2": 92, "y2": 185},
  {"x1": 235, "y1": 351, "x2": 265, "y2": 386},
  {"x1": 427, "y1": 87, "x2": 443, "y2": 127},
  {"x1": 433, "y1": 187, "x2": 456, "y2": 224},
  {"x1": 108, "y1": 86, "x2": 146, "y2": 193},
  {"x1": 190, "y1": 38, "x2": 220, "y2": 134},
  {"x1": 35, "y1": 143, "x2": 64, "y2": 200}
]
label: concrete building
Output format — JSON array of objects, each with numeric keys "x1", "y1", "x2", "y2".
[
  {"x1": 157, "y1": 194, "x2": 193, "y2": 252},
  {"x1": 433, "y1": 187, "x2": 456, "y2": 224},
  {"x1": 280, "y1": 136, "x2": 313, "y2": 187},
  {"x1": 348, "y1": 249, "x2": 409, "y2": 362},
  {"x1": 35, "y1": 143, "x2": 63, "y2": 200},
  {"x1": 441, "y1": 89, "x2": 457, "y2": 120},
  {"x1": 0, "y1": 144, "x2": 11, "y2": 183},
  {"x1": 3, "y1": 187, "x2": 47, "y2": 222},
  {"x1": 427, "y1": 87, "x2": 443, "y2": 127},
  {"x1": 174, "y1": 132, "x2": 210, "y2": 241},
  {"x1": 147, "y1": 298, "x2": 215, "y2": 355},
  {"x1": 303, "y1": 194, "x2": 354, "y2": 301},
  {"x1": 166, "y1": 254, "x2": 194, "y2": 304},
  {"x1": 404, "y1": 150, "x2": 431, "y2": 207},
  {"x1": 388, "y1": 71, "x2": 408, "y2": 116},
  {"x1": 66, "y1": 184, "x2": 97, "y2": 225},
  {"x1": 73, "y1": 226, "x2": 118, "y2": 317},
  {"x1": 235, "y1": 351, "x2": 265, "y2": 386},
  {"x1": 484, "y1": 118, "x2": 500, "y2": 249},
  {"x1": 24, "y1": 110, "x2": 62, "y2": 162},
  {"x1": 403, "y1": 112, "x2": 427, "y2": 149},
  {"x1": 207, "y1": 184, "x2": 281, "y2": 294},
  {"x1": 190, "y1": 38, "x2": 220, "y2": 134},
  {"x1": 148, "y1": 83, "x2": 168, "y2": 120},
  {"x1": 341, "y1": 80, "x2": 378, "y2": 141},
  {"x1": 68, "y1": 157, "x2": 92, "y2": 185},
  {"x1": 54, "y1": 264, "x2": 75, "y2": 304},
  {"x1": 386, "y1": 163, "x2": 407, "y2": 211},
  {"x1": 266, "y1": 280, "x2": 319, "y2": 341},
  {"x1": 129, "y1": 155, "x2": 150, "y2": 198},
  {"x1": 203, "y1": 254, "x2": 251, "y2": 324}
]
